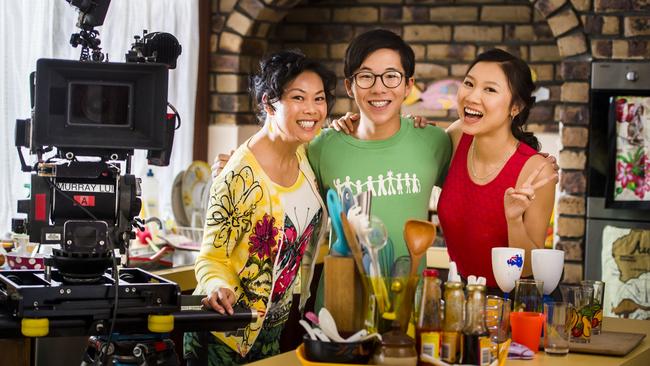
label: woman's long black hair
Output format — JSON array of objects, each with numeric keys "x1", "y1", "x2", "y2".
[{"x1": 466, "y1": 49, "x2": 540, "y2": 151}]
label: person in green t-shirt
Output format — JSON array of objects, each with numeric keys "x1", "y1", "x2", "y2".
[{"x1": 307, "y1": 29, "x2": 451, "y2": 268}]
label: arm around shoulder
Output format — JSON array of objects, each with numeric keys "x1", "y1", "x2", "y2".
[{"x1": 446, "y1": 120, "x2": 463, "y2": 151}]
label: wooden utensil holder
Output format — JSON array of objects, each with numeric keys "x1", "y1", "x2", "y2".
[{"x1": 323, "y1": 255, "x2": 365, "y2": 334}]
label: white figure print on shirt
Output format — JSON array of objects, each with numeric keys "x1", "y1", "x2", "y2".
[{"x1": 333, "y1": 170, "x2": 421, "y2": 197}]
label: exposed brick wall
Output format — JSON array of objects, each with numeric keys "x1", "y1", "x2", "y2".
[
  {"x1": 267, "y1": 0, "x2": 563, "y2": 133},
  {"x1": 207, "y1": 0, "x2": 650, "y2": 284}
]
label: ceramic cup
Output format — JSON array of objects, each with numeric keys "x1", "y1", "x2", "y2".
[
  {"x1": 532, "y1": 249, "x2": 565, "y2": 296},
  {"x1": 491, "y1": 247, "x2": 525, "y2": 295}
]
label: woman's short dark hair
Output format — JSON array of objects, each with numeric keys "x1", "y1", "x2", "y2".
[
  {"x1": 344, "y1": 29, "x2": 415, "y2": 79},
  {"x1": 466, "y1": 49, "x2": 540, "y2": 151},
  {"x1": 250, "y1": 50, "x2": 337, "y2": 122}
]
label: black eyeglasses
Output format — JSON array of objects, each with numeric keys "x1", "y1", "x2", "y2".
[{"x1": 351, "y1": 70, "x2": 404, "y2": 89}]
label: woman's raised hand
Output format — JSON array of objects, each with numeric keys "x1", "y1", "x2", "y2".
[
  {"x1": 202, "y1": 287, "x2": 236, "y2": 315},
  {"x1": 504, "y1": 163, "x2": 558, "y2": 221},
  {"x1": 330, "y1": 112, "x2": 359, "y2": 134},
  {"x1": 404, "y1": 114, "x2": 432, "y2": 128}
]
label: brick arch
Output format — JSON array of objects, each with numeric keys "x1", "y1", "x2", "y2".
[
  {"x1": 532, "y1": 0, "x2": 588, "y2": 58},
  {"x1": 210, "y1": 0, "x2": 302, "y2": 125},
  {"x1": 219, "y1": 0, "x2": 301, "y2": 54}
]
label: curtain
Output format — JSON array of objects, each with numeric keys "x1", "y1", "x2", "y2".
[{"x1": 0, "y1": 0, "x2": 199, "y2": 236}]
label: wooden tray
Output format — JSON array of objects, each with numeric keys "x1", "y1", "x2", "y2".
[{"x1": 569, "y1": 331, "x2": 646, "y2": 356}]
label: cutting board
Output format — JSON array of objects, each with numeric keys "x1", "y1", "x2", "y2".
[{"x1": 569, "y1": 331, "x2": 646, "y2": 356}]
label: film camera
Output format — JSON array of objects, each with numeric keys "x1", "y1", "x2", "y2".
[
  {"x1": 14, "y1": 0, "x2": 182, "y2": 283},
  {"x1": 0, "y1": 5, "x2": 254, "y2": 363}
]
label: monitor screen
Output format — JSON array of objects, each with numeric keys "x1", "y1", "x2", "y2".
[{"x1": 68, "y1": 82, "x2": 132, "y2": 127}]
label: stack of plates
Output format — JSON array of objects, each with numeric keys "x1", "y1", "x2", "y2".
[{"x1": 171, "y1": 161, "x2": 211, "y2": 228}]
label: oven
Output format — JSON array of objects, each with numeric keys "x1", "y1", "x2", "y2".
[{"x1": 585, "y1": 62, "x2": 650, "y2": 319}]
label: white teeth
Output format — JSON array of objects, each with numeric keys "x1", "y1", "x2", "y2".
[
  {"x1": 369, "y1": 100, "x2": 390, "y2": 107},
  {"x1": 464, "y1": 107, "x2": 483, "y2": 117},
  {"x1": 298, "y1": 120, "x2": 316, "y2": 128}
]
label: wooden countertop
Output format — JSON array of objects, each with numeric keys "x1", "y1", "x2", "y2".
[
  {"x1": 248, "y1": 317, "x2": 650, "y2": 366},
  {"x1": 153, "y1": 265, "x2": 196, "y2": 292}
]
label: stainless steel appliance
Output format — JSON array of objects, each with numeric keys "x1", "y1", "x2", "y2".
[{"x1": 585, "y1": 61, "x2": 650, "y2": 281}]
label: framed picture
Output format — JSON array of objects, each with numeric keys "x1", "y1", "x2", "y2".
[{"x1": 606, "y1": 96, "x2": 650, "y2": 209}]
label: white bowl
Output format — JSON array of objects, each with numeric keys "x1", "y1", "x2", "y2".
[
  {"x1": 532, "y1": 249, "x2": 564, "y2": 295},
  {"x1": 491, "y1": 247, "x2": 525, "y2": 294}
]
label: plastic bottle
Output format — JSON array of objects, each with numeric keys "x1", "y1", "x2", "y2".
[
  {"x1": 140, "y1": 168, "x2": 160, "y2": 220},
  {"x1": 416, "y1": 268, "x2": 442, "y2": 365}
]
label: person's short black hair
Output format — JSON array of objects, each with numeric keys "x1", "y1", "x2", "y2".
[
  {"x1": 344, "y1": 29, "x2": 415, "y2": 79},
  {"x1": 250, "y1": 50, "x2": 337, "y2": 122}
]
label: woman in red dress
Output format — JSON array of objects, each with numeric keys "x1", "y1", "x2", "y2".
[{"x1": 436, "y1": 49, "x2": 557, "y2": 287}]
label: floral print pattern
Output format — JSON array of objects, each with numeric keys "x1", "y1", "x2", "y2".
[
  {"x1": 207, "y1": 166, "x2": 263, "y2": 255},
  {"x1": 613, "y1": 97, "x2": 650, "y2": 201},
  {"x1": 271, "y1": 211, "x2": 322, "y2": 303},
  {"x1": 616, "y1": 149, "x2": 648, "y2": 199},
  {"x1": 249, "y1": 215, "x2": 279, "y2": 260}
]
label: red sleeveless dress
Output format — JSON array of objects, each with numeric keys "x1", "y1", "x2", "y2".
[{"x1": 438, "y1": 133, "x2": 537, "y2": 287}]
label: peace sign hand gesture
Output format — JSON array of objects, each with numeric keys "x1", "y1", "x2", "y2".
[{"x1": 504, "y1": 163, "x2": 558, "y2": 221}]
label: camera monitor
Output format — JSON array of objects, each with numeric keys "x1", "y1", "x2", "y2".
[{"x1": 32, "y1": 58, "x2": 170, "y2": 154}]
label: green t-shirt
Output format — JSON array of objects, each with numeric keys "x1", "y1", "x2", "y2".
[{"x1": 307, "y1": 117, "x2": 452, "y2": 269}]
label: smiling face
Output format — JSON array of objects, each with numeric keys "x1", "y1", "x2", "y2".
[
  {"x1": 267, "y1": 70, "x2": 328, "y2": 143},
  {"x1": 345, "y1": 48, "x2": 413, "y2": 129},
  {"x1": 457, "y1": 61, "x2": 521, "y2": 137}
]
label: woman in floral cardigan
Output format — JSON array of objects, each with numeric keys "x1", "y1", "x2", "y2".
[{"x1": 183, "y1": 50, "x2": 336, "y2": 365}]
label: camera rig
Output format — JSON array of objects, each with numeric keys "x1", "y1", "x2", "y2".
[{"x1": 1, "y1": 1, "x2": 253, "y2": 361}]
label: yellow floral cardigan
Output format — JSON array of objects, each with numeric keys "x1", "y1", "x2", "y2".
[{"x1": 193, "y1": 143, "x2": 327, "y2": 357}]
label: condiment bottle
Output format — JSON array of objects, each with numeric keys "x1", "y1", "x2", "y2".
[
  {"x1": 416, "y1": 268, "x2": 442, "y2": 365},
  {"x1": 441, "y1": 281, "x2": 464, "y2": 363},
  {"x1": 461, "y1": 284, "x2": 491, "y2": 366}
]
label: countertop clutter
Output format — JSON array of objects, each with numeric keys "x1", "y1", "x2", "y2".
[{"x1": 248, "y1": 317, "x2": 650, "y2": 366}]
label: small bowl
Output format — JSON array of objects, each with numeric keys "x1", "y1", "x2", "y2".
[
  {"x1": 6, "y1": 253, "x2": 46, "y2": 270},
  {"x1": 302, "y1": 334, "x2": 377, "y2": 364}
]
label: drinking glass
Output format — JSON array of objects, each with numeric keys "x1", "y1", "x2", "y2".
[
  {"x1": 581, "y1": 280, "x2": 605, "y2": 335},
  {"x1": 491, "y1": 247, "x2": 525, "y2": 296},
  {"x1": 532, "y1": 249, "x2": 564, "y2": 302},
  {"x1": 560, "y1": 284, "x2": 594, "y2": 343},
  {"x1": 544, "y1": 302, "x2": 571, "y2": 355},
  {"x1": 486, "y1": 296, "x2": 511, "y2": 360},
  {"x1": 513, "y1": 279, "x2": 544, "y2": 313},
  {"x1": 486, "y1": 296, "x2": 511, "y2": 343}
]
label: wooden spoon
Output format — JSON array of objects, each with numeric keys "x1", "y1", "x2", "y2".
[{"x1": 397, "y1": 219, "x2": 437, "y2": 332}]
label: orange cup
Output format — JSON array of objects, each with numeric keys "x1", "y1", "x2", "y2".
[{"x1": 510, "y1": 311, "x2": 545, "y2": 353}]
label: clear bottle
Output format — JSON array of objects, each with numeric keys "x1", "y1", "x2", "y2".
[
  {"x1": 416, "y1": 269, "x2": 442, "y2": 365},
  {"x1": 140, "y1": 168, "x2": 160, "y2": 220},
  {"x1": 441, "y1": 281, "x2": 464, "y2": 364},
  {"x1": 461, "y1": 284, "x2": 491, "y2": 366}
]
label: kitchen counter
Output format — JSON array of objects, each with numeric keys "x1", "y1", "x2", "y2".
[
  {"x1": 248, "y1": 317, "x2": 650, "y2": 366},
  {"x1": 154, "y1": 265, "x2": 196, "y2": 291}
]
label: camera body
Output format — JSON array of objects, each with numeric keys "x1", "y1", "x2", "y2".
[{"x1": 14, "y1": 1, "x2": 181, "y2": 282}]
